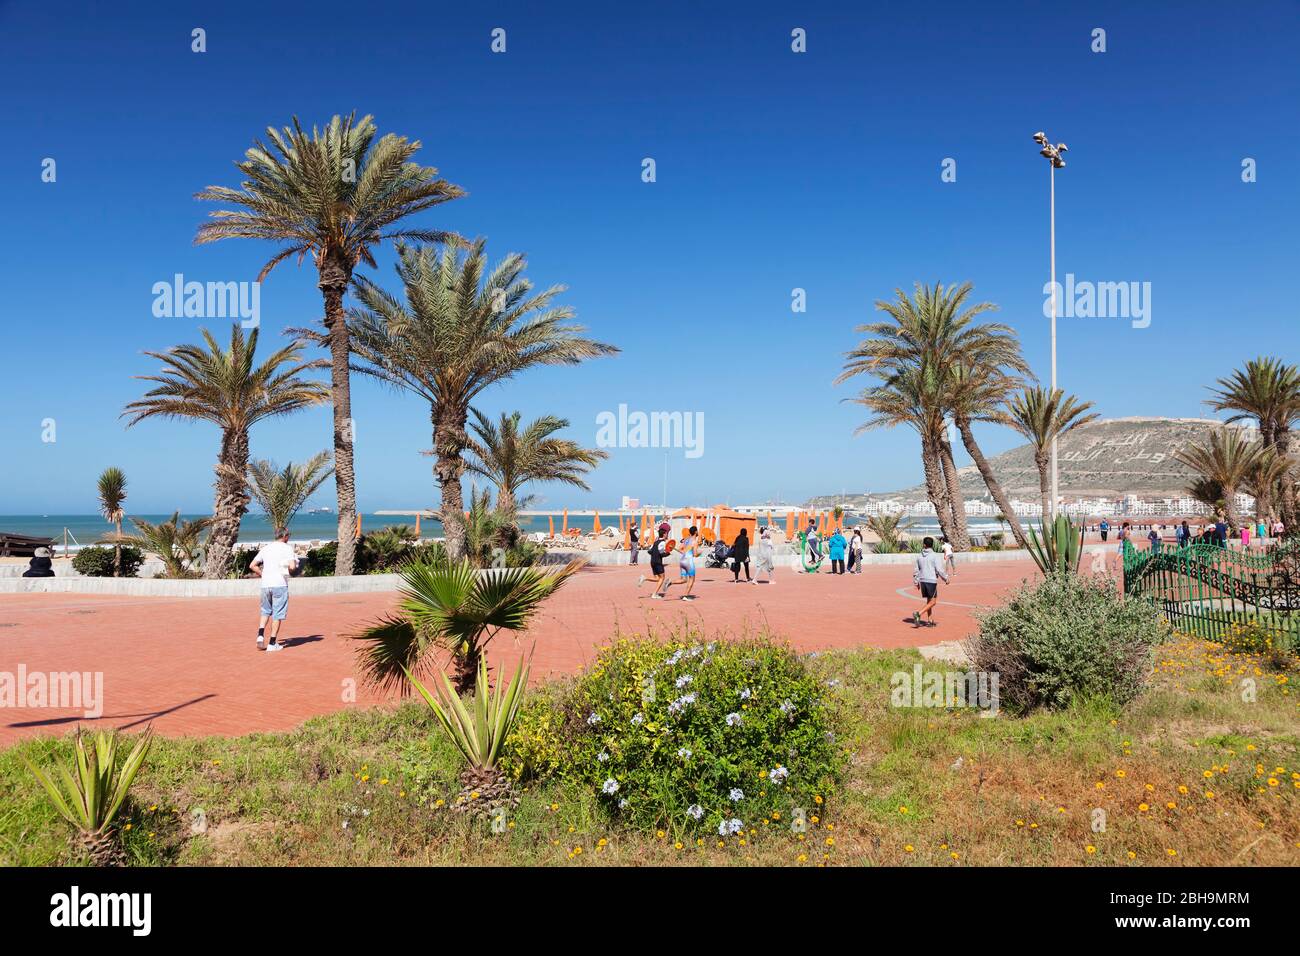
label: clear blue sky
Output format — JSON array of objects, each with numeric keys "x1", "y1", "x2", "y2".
[{"x1": 2, "y1": 0, "x2": 1296, "y2": 514}]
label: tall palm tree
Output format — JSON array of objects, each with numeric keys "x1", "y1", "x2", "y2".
[
  {"x1": 464, "y1": 409, "x2": 608, "y2": 513},
  {"x1": 1242, "y1": 446, "x2": 1292, "y2": 524},
  {"x1": 195, "y1": 113, "x2": 464, "y2": 575},
  {"x1": 351, "y1": 556, "x2": 582, "y2": 695},
  {"x1": 122, "y1": 326, "x2": 329, "y2": 578},
  {"x1": 838, "y1": 282, "x2": 1029, "y2": 550},
  {"x1": 96, "y1": 467, "x2": 128, "y2": 576},
  {"x1": 947, "y1": 364, "x2": 1032, "y2": 549},
  {"x1": 1206, "y1": 358, "x2": 1300, "y2": 524},
  {"x1": 1174, "y1": 427, "x2": 1266, "y2": 530},
  {"x1": 347, "y1": 240, "x2": 618, "y2": 560},
  {"x1": 1004, "y1": 387, "x2": 1099, "y2": 521},
  {"x1": 844, "y1": 364, "x2": 957, "y2": 544},
  {"x1": 246, "y1": 451, "x2": 334, "y2": 533}
]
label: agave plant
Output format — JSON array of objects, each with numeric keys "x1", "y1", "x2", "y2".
[
  {"x1": 23, "y1": 728, "x2": 154, "y2": 866},
  {"x1": 1026, "y1": 514, "x2": 1084, "y2": 577},
  {"x1": 406, "y1": 654, "x2": 530, "y2": 817},
  {"x1": 351, "y1": 556, "x2": 581, "y2": 694}
]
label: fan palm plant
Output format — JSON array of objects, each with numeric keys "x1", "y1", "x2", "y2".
[
  {"x1": 351, "y1": 556, "x2": 581, "y2": 695},
  {"x1": 347, "y1": 240, "x2": 618, "y2": 560},
  {"x1": 24, "y1": 728, "x2": 154, "y2": 866},
  {"x1": 122, "y1": 326, "x2": 329, "y2": 578},
  {"x1": 1005, "y1": 387, "x2": 1099, "y2": 520},
  {"x1": 96, "y1": 467, "x2": 128, "y2": 576},
  {"x1": 464, "y1": 409, "x2": 608, "y2": 514},
  {"x1": 1206, "y1": 358, "x2": 1300, "y2": 524},
  {"x1": 116, "y1": 512, "x2": 211, "y2": 578},
  {"x1": 246, "y1": 451, "x2": 334, "y2": 533},
  {"x1": 195, "y1": 113, "x2": 465, "y2": 575},
  {"x1": 1174, "y1": 427, "x2": 1266, "y2": 530},
  {"x1": 406, "y1": 654, "x2": 530, "y2": 816}
]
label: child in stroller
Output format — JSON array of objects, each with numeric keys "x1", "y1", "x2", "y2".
[{"x1": 704, "y1": 538, "x2": 732, "y2": 569}]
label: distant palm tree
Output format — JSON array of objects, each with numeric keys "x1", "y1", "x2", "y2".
[
  {"x1": 246, "y1": 451, "x2": 334, "y2": 534},
  {"x1": 464, "y1": 409, "x2": 608, "y2": 515},
  {"x1": 1175, "y1": 427, "x2": 1266, "y2": 530},
  {"x1": 350, "y1": 556, "x2": 582, "y2": 695},
  {"x1": 96, "y1": 467, "x2": 128, "y2": 576},
  {"x1": 838, "y1": 282, "x2": 1030, "y2": 550},
  {"x1": 118, "y1": 512, "x2": 212, "y2": 578},
  {"x1": 1004, "y1": 387, "x2": 1099, "y2": 522},
  {"x1": 122, "y1": 326, "x2": 329, "y2": 578},
  {"x1": 1243, "y1": 446, "x2": 1293, "y2": 525},
  {"x1": 195, "y1": 113, "x2": 464, "y2": 576},
  {"x1": 864, "y1": 512, "x2": 908, "y2": 550},
  {"x1": 844, "y1": 364, "x2": 957, "y2": 545},
  {"x1": 347, "y1": 240, "x2": 618, "y2": 560},
  {"x1": 1206, "y1": 358, "x2": 1300, "y2": 525}
]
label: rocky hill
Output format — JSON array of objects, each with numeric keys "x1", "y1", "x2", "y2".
[{"x1": 810, "y1": 417, "x2": 1247, "y2": 506}]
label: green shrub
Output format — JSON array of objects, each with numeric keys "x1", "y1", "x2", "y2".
[
  {"x1": 966, "y1": 574, "x2": 1166, "y2": 713},
  {"x1": 987, "y1": 532, "x2": 1004, "y2": 551},
  {"x1": 302, "y1": 541, "x2": 345, "y2": 576},
  {"x1": 71, "y1": 546, "x2": 144, "y2": 578},
  {"x1": 230, "y1": 548, "x2": 256, "y2": 578},
  {"x1": 505, "y1": 635, "x2": 842, "y2": 835}
]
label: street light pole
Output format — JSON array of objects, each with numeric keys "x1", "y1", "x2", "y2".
[{"x1": 1033, "y1": 131, "x2": 1067, "y2": 522}]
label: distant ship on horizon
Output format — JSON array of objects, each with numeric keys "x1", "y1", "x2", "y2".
[{"x1": 306, "y1": 506, "x2": 333, "y2": 514}]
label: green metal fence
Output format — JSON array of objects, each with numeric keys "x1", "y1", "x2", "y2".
[{"x1": 1123, "y1": 539, "x2": 1300, "y2": 650}]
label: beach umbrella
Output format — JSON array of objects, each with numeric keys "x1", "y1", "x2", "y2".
[
  {"x1": 549, "y1": 515, "x2": 555, "y2": 537},
  {"x1": 562, "y1": 509, "x2": 568, "y2": 535},
  {"x1": 592, "y1": 512, "x2": 602, "y2": 534},
  {"x1": 786, "y1": 511, "x2": 794, "y2": 538}
]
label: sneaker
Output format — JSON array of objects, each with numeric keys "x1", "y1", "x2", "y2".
[
  {"x1": 926, "y1": 620, "x2": 938, "y2": 627},
  {"x1": 256, "y1": 635, "x2": 265, "y2": 649},
  {"x1": 681, "y1": 595, "x2": 696, "y2": 601},
  {"x1": 651, "y1": 593, "x2": 664, "y2": 600},
  {"x1": 266, "y1": 642, "x2": 284, "y2": 652},
  {"x1": 912, "y1": 611, "x2": 922, "y2": 627},
  {"x1": 637, "y1": 574, "x2": 646, "y2": 587}
]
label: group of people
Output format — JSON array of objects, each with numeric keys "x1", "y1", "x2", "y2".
[
  {"x1": 1112, "y1": 515, "x2": 1287, "y2": 553},
  {"x1": 637, "y1": 523, "x2": 779, "y2": 600}
]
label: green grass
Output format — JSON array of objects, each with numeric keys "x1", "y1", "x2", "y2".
[{"x1": 2, "y1": 634, "x2": 1296, "y2": 867}]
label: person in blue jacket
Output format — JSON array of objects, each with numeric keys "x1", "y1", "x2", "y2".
[{"x1": 828, "y1": 527, "x2": 847, "y2": 575}]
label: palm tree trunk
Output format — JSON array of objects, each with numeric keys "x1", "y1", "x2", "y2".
[
  {"x1": 204, "y1": 430, "x2": 251, "y2": 579},
  {"x1": 113, "y1": 518, "x2": 122, "y2": 577},
  {"x1": 955, "y1": 416, "x2": 1028, "y2": 549},
  {"x1": 321, "y1": 255, "x2": 358, "y2": 577},
  {"x1": 938, "y1": 433, "x2": 971, "y2": 550},
  {"x1": 1222, "y1": 487, "x2": 1242, "y2": 532},
  {"x1": 1036, "y1": 450, "x2": 1052, "y2": 524},
  {"x1": 435, "y1": 406, "x2": 468, "y2": 561},
  {"x1": 920, "y1": 431, "x2": 956, "y2": 544}
]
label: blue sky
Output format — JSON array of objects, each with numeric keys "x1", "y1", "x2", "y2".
[{"x1": 2, "y1": 0, "x2": 1297, "y2": 513}]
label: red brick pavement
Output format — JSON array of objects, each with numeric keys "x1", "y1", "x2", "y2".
[{"x1": 0, "y1": 558, "x2": 1052, "y2": 743}]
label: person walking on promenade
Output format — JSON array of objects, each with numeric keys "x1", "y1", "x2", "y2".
[
  {"x1": 828, "y1": 526, "x2": 847, "y2": 575},
  {"x1": 847, "y1": 528, "x2": 864, "y2": 574},
  {"x1": 250, "y1": 528, "x2": 298, "y2": 652},
  {"x1": 629, "y1": 521, "x2": 640, "y2": 565},
  {"x1": 911, "y1": 536, "x2": 949, "y2": 628},
  {"x1": 730, "y1": 527, "x2": 752, "y2": 583}
]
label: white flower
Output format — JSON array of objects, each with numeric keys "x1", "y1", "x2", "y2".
[
  {"x1": 667, "y1": 693, "x2": 697, "y2": 715},
  {"x1": 631, "y1": 712, "x2": 645, "y2": 725},
  {"x1": 687, "y1": 804, "x2": 704, "y2": 820},
  {"x1": 826, "y1": 679, "x2": 842, "y2": 689},
  {"x1": 739, "y1": 687, "x2": 752, "y2": 700},
  {"x1": 677, "y1": 747, "x2": 692, "y2": 760},
  {"x1": 726, "y1": 818, "x2": 744, "y2": 835},
  {"x1": 601, "y1": 778, "x2": 620, "y2": 795},
  {"x1": 666, "y1": 650, "x2": 684, "y2": 666},
  {"x1": 597, "y1": 751, "x2": 609, "y2": 762},
  {"x1": 729, "y1": 788, "x2": 744, "y2": 802},
  {"x1": 769, "y1": 766, "x2": 789, "y2": 784},
  {"x1": 676, "y1": 674, "x2": 693, "y2": 688},
  {"x1": 725, "y1": 712, "x2": 743, "y2": 727},
  {"x1": 779, "y1": 699, "x2": 795, "y2": 715},
  {"x1": 619, "y1": 798, "x2": 629, "y2": 809},
  {"x1": 688, "y1": 645, "x2": 703, "y2": 657},
  {"x1": 587, "y1": 712, "x2": 602, "y2": 725}
]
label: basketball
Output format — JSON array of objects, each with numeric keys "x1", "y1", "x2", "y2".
[{"x1": 665, "y1": 539, "x2": 676, "y2": 553}]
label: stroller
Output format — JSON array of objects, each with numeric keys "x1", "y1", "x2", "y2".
[{"x1": 704, "y1": 539, "x2": 733, "y2": 569}]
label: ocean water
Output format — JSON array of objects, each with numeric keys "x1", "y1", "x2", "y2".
[{"x1": 2, "y1": 513, "x2": 1011, "y2": 547}]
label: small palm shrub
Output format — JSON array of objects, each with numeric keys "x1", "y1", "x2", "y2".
[
  {"x1": 72, "y1": 546, "x2": 144, "y2": 578},
  {"x1": 966, "y1": 575, "x2": 1166, "y2": 713},
  {"x1": 505, "y1": 636, "x2": 842, "y2": 835},
  {"x1": 23, "y1": 728, "x2": 154, "y2": 866}
]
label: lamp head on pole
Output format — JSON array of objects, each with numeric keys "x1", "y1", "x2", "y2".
[{"x1": 1033, "y1": 131, "x2": 1069, "y2": 168}]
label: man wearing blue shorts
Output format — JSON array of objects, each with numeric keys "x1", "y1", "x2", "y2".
[{"x1": 250, "y1": 527, "x2": 298, "y2": 652}]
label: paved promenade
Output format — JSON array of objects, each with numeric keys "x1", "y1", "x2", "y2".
[{"x1": 0, "y1": 557, "x2": 1064, "y2": 743}]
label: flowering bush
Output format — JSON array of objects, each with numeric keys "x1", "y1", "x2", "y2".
[{"x1": 505, "y1": 635, "x2": 842, "y2": 833}]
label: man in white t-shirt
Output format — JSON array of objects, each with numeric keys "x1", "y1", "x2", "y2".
[{"x1": 249, "y1": 528, "x2": 299, "y2": 652}]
